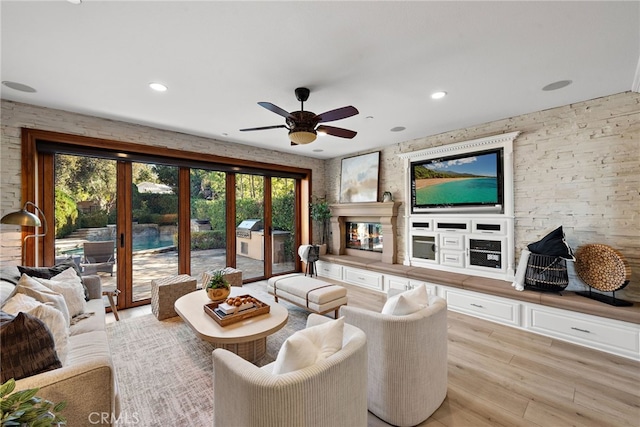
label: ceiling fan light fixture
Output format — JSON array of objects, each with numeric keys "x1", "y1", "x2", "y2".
[{"x1": 289, "y1": 130, "x2": 317, "y2": 145}]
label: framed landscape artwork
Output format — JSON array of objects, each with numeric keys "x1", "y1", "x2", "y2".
[{"x1": 340, "y1": 151, "x2": 380, "y2": 203}]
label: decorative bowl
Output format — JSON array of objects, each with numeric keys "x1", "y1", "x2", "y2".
[{"x1": 206, "y1": 287, "x2": 230, "y2": 302}]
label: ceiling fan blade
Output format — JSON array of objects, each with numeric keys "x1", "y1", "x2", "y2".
[
  {"x1": 317, "y1": 125, "x2": 357, "y2": 139},
  {"x1": 258, "y1": 102, "x2": 292, "y2": 118},
  {"x1": 315, "y1": 106, "x2": 359, "y2": 123},
  {"x1": 239, "y1": 125, "x2": 287, "y2": 132}
]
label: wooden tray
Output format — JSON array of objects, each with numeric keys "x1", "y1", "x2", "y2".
[{"x1": 204, "y1": 294, "x2": 270, "y2": 326}]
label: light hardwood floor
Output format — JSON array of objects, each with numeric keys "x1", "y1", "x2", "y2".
[{"x1": 107, "y1": 282, "x2": 640, "y2": 427}]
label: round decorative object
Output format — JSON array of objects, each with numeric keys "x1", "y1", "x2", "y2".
[
  {"x1": 575, "y1": 244, "x2": 631, "y2": 292},
  {"x1": 382, "y1": 191, "x2": 393, "y2": 202},
  {"x1": 206, "y1": 287, "x2": 230, "y2": 302}
]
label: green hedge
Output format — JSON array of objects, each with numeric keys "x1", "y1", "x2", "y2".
[{"x1": 182, "y1": 230, "x2": 226, "y2": 250}]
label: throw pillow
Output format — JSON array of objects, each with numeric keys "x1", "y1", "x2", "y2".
[
  {"x1": 381, "y1": 293, "x2": 422, "y2": 316},
  {"x1": 402, "y1": 284, "x2": 430, "y2": 306},
  {"x1": 18, "y1": 259, "x2": 89, "y2": 300},
  {"x1": 2, "y1": 293, "x2": 69, "y2": 366},
  {"x1": 272, "y1": 317, "x2": 345, "y2": 375},
  {"x1": 15, "y1": 274, "x2": 71, "y2": 326},
  {"x1": 34, "y1": 267, "x2": 87, "y2": 318},
  {"x1": 0, "y1": 310, "x2": 62, "y2": 382},
  {"x1": 527, "y1": 226, "x2": 575, "y2": 260}
]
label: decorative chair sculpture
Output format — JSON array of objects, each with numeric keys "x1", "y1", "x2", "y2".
[
  {"x1": 212, "y1": 314, "x2": 368, "y2": 427},
  {"x1": 341, "y1": 293, "x2": 448, "y2": 427},
  {"x1": 80, "y1": 240, "x2": 115, "y2": 276}
]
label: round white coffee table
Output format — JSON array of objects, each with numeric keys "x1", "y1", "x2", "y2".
[{"x1": 174, "y1": 287, "x2": 288, "y2": 363}]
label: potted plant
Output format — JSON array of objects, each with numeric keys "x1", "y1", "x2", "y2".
[
  {"x1": 0, "y1": 378, "x2": 67, "y2": 426},
  {"x1": 310, "y1": 197, "x2": 332, "y2": 255},
  {"x1": 205, "y1": 270, "x2": 230, "y2": 302}
]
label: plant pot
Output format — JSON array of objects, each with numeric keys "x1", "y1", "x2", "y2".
[
  {"x1": 206, "y1": 287, "x2": 230, "y2": 302},
  {"x1": 318, "y1": 244, "x2": 327, "y2": 255}
]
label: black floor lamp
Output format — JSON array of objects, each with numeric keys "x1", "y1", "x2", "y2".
[{"x1": 1, "y1": 201, "x2": 48, "y2": 265}]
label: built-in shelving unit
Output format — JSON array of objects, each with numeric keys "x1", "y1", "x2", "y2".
[{"x1": 398, "y1": 132, "x2": 519, "y2": 281}]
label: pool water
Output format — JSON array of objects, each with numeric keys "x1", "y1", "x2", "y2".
[{"x1": 61, "y1": 237, "x2": 175, "y2": 255}]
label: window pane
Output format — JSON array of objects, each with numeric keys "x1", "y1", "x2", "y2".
[
  {"x1": 236, "y1": 174, "x2": 264, "y2": 280},
  {"x1": 190, "y1": 169, "x2": 227, "y2": 287},
  {"x1": 272, "y1": 177, "x2": 296, "y2": 274}
]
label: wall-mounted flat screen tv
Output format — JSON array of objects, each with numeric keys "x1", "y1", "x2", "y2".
[{"x1": 411, "y1": 149, "x2": 504, "y2": 213}]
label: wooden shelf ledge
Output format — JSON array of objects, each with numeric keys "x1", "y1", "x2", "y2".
[{"x1": 320, "y1": 254, "x2": 640, "y2": 325}]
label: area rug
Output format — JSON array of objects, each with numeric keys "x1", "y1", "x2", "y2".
[{"x1": 106, "y1": 281, "x2": 310, "y2": 426}]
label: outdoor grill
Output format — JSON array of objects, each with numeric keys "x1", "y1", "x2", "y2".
[{"x1": 236, "y1": 219, "x2": 263, "y2": 239}]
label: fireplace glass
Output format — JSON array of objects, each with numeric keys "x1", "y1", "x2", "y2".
[{"x1": 346, "y1": 222, "x2": 383, "y2": 252}]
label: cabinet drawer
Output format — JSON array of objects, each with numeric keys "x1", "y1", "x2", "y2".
[
  {"x1": 344, "y1": 267, "x2": 383, "y2": 290},
  {"x1": 440, "y1": 250, "x2": 465, "y2": 268},
  {"x1": 440, "y1": 234, "x2": 464, "y2": 250},
  {"x1": 316, "y1": 261, "x2": 342, "y2": 281},
  {"x1": 444, "y1": 289, "x2": 521, "y2": 326},
  {"x1": 385, "y1": 274, "x2": 410, "y2": 292},
  {"x1": 528, "y1": 307, "x2": 640, "y2": 359}
]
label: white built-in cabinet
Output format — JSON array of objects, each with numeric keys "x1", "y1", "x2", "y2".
[
  {"x1": 316, "y1": 260, "x2": 640, "y2": 361},
  {"x1": 399, "y1": 132, "x2": 519, "y2": 282}
]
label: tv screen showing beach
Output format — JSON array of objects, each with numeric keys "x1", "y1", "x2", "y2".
[{"x1": 412, "y1": 151, "x2": 501, "y2": 207}]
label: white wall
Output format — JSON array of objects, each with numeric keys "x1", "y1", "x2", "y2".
[
  {"x1": 325, "y1": 92, "x2": 640, "y2": 301},
  {"x1": 0, "y1": 100, "x2": 326, "y2": 264}
]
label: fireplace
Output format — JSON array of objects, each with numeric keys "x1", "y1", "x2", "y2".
[
  {"x1": 329, "y1": 202, "x2": 401, "y2": 264},
  {"x1": 346, "y1": 222, "x2": 383, "y2": 252}
]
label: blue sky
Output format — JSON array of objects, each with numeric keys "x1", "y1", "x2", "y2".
[{"x1": 424, "y1": 152, "x2": 497, "y2": 177}]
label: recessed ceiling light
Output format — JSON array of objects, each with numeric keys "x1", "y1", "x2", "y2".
[
  {"x1": 149, "y1": 82, "x2": 168, "y2": 92},
  {"x1": 365, "y1": 116, "x2": 374, "y2": 120},
  {"x1": 312, "y1": 149, "x2": 324, "y2": 152},
  {"x1": 2, "y1": 81, "x2": 37, "y2": 93},
  {"x1": 67, "y1": 0, "x2": 82, "y2": 4},
  {"x1": 431, "y1": 91, "x2": 447, "y2": 100},
  {"x1": 390, "y1": 126, "x2": 406, "y2": 132},
  {"x1": 542, "y1": 80, "x2": 572, "y2": 91}
]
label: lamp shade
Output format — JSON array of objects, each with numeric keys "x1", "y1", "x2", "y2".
[
  {"x1": 289, "y1": 130, "x2": 317, "y2": 145},
  {"x1": 1, "y1": 209, "x2": 42, "y2": 227}
]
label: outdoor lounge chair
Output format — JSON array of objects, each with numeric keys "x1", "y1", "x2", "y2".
[{"x1": 80, "y1": 240, "x2": 115, "y2": 276}]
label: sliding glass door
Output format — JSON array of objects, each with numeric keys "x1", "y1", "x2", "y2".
[
  {"x1": 130, "y1": 162, "x2": 180, "y2": 303},
  {"x1": 190, "y1": 168, "x2": 227, "y2": 287},
  {"x1": 272, "y1": 177, "x2": 296, "y2": 275},
  {"x1": 34, "y1": 129, "x2": 309, "y2": 313}
]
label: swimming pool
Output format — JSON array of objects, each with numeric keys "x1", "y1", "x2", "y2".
[{"x1": 60, "y1": 236, "x2": 175, "y2": 255}]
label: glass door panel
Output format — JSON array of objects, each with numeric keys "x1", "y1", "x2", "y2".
[
  {"x1": 271, "y1": 177, "x2": 296, "y2": 275},
  {"x1": 235, "y1": 174, "x2": 264, "y2": 280},
  {"x1": 131, "y1": 163, "x2": 179, "y2": 302},
  {"x1": 54, "y1": 154, "x2": 119, "y2": 308},
  {"x1": 190, "y1": 169, "x2": 227, "y2": 287}
]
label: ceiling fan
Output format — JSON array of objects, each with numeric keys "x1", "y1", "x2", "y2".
[{"x1": 240, "y1": 87, "x2": 359, "y2": 145}]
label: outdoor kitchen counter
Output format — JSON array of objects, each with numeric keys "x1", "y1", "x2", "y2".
[{"x1": 319, "y1": 254, "x2": 640, "y2": 325}]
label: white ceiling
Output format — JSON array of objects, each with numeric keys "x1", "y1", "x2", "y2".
[{"x1": 2, "y1": 1, "x2": 639, "y2": 159}]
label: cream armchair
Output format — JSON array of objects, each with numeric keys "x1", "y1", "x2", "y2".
[
  {"x1": 341, "y1": 295, "x2": 448, "y2": 427},
  {"x1": 211, "y1": 314, "x2": 368, "y2": 427}
]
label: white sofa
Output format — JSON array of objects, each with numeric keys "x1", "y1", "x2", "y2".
[
  {"x1": 212, "y1": 313, "x2": 368, "y2": 427},
  {"x1": 0, "y1": 266, "x2": 120, "y2": 426},
  {"x1": 341, "y1": 295, "x2": 448, "y2": 427}
]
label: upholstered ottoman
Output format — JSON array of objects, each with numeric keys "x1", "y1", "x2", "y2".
[
  {"x1": 267, "y1": 273, "x2": 348, "y2": 318},
  {"x1": 151, "y1": 274, "x2": 197, "y2": 320}
]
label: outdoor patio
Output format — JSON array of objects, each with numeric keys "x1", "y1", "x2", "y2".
[{"x1": 88, "y1": 247, "x2": 295, "y2": 305}]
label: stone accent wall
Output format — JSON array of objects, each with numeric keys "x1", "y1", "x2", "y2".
[
  {"x1": 326, "y1": 92, "x2": 640, "y2": 300},
  {"x1": 0, "y1": 100, "x2": 326, "y2": 264}
]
